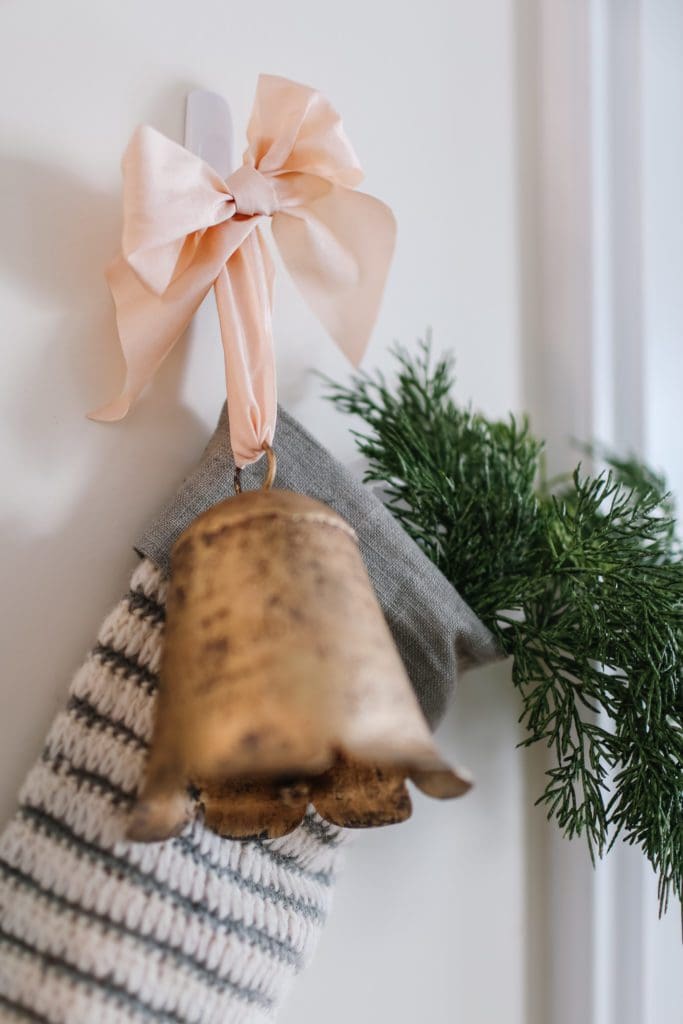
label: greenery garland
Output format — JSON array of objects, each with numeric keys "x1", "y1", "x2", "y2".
[{"x1": 326, "y1": 343, "x2": 682, "y2": 912}]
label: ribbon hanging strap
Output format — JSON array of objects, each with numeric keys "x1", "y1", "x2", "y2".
[{"x1": 90, "y1": 74, "x2": 396, "y2": 467}]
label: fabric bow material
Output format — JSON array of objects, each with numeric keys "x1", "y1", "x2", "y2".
[{"x1": 90, "y1": 74, "x2": 396, "y2": 466}]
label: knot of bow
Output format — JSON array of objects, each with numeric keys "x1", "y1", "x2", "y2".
[{"x1": 90, "y1": 74, "x2": 396, "y2": 467}]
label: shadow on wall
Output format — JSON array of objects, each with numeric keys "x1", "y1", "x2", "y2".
[{"x1": 0, "y1": 82, "x2": 211, "y2": 822}]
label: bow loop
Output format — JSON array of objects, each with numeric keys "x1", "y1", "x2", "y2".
[
  {"x1": 246, "y1": 75, "x2": 364, "y2": 187},
  {"x1": 122, "y1": 126, "x2": 236, "y2": 295},
  {"x1": 91, "y1": 75, "x2": 395, "y2": 467}
]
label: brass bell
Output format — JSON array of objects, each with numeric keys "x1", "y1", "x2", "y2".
[{"x1": 128, "y1": 450, "x2": 470, "y2": 841}]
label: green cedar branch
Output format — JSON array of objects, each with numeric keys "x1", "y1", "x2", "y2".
[{"x1": 325, "y1": 342, "x2": 683, "y2": 912}]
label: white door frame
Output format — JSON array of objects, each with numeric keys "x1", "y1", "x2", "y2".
[{"x1": 515, "y1": 3, "x2": 681, "y2": 1023}]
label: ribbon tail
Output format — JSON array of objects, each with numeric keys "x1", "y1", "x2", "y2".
[
  {"x1": 272, "y1": 185, "x2": 396, "y2": 366},
  {"x1": 214, "y1": 228, "x2": 277, "y2": 468},
  {"x1": 89, "y1": 253, "x2": 218, "y2": 422}
]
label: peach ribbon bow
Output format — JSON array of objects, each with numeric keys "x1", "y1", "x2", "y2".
[{"x1": 90, "y1": 74, "x2": 396, "y2": 467}]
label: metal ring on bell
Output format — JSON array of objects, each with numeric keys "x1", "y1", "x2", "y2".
[{"x1": 233, "y1": 443, "x2": 277, "y2": 495}]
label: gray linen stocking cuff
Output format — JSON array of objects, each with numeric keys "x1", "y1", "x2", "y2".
[{"x1": 137, "y1": 404, "x2": 500, "y2": 728}]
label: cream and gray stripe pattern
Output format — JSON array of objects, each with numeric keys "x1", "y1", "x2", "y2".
[{"x1": 0, "y1": 559, "x2": 345, "y2": 1024}]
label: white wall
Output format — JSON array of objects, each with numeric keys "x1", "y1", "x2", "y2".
[{"x1": 0, "y1": 3, "x2": 527, "y2": 1023}]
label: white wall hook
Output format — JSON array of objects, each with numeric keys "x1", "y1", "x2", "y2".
[{"x1": 185, "y1": 89, "x2": 233, "y2": 177}]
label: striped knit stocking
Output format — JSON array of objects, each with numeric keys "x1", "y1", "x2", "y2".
[
  {"x1": 0, "y1": 559, "x2": 345, "y2": 1024},
  {"x1": 0, "y1": 404, "x2": 498, "y2": 1023}
]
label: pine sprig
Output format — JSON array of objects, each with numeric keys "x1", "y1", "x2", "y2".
[{"x1": 326, "y1": 343, "x2": 683, "y2": 911}]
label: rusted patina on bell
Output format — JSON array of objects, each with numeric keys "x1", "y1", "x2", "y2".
[{"x1": 128, "y1": 487, "x2": 471, "y2": 842}]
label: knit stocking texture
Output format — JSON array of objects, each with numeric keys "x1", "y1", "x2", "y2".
[{"x1": 0, "y1": 559, "x2": 345, "y2": 1024}]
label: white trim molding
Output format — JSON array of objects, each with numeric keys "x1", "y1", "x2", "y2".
[{"x1": 515, "y1": 2, "x2": 682, "y2": 1023}]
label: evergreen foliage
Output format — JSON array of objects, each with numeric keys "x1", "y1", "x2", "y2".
[{"x1": 326, "y1": 343, "x2": 683, "y2": 911}]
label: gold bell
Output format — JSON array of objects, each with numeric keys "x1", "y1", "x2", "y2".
[{"x1": 129, "y1": 448, "x2": 470, "y2": 841}]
